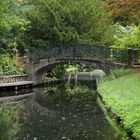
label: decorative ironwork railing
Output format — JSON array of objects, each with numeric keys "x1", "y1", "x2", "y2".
[
  {"x1": 28, "y1": 44, "x2": 136, "y2": 64},
  {"x1": 0, "y1": 74, "x2": 28, "y2": 84}
]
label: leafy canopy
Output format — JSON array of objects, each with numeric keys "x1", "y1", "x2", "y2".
[
  {"x1": 0, "y1": 0, "x2": 30, "y2": 49},
  {"x1": 106, "y1": 0, "x2": 140, "y2": 24},
  {"x1": 113, "y1": 24, "x2": 140, "y2": 48},
  {"x1": 25, "y1": 0, "x2": 114, "y2": 47}
]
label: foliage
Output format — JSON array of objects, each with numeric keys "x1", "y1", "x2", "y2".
[
  {"x1": 110, "y1": 68, "x2": 134, "y2": 78},
  {"x1": 25, "y1": 0, "x2": 114, "y2": 47},
  {"x1": 106, "y1": 0, "x2": 140, "y2": 24},
  {"x1": 101, "y1": 68, "x2": 134, "y2": 82},
  {"x1": 98, "y1": 74, "x2": 140, "y2": 139},
  {"x1": 0, "y1": 0, "x2": 30, "y2": 49},
  {"x1": 0, "y1": 53, "x2": 24, "y2": 76},
  {"x1": 113, "y1": 24, "x2": 140, "y2": 48},
  {"x1": 42, "y1": 63, "x2": 96, "y2": 82},
  {"x1": 42, "y1": 64, "x2": 69, "y2": 82}
]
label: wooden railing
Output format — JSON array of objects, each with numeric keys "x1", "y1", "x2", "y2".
[{"x1": 0, "y1": 74, "x2": 28, "y2": 84}]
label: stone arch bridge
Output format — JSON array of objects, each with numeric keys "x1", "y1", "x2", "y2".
[
  {"x1": 25, "y1": 44, "x2": 137, "y2": 85},
  {"x1": 26, "y1": 58, "x2": 126, "y2": 85}
]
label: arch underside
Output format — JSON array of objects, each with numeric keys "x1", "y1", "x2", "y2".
[{"x1": 33, "y1": 59, "x2": 112, "y2": 84}]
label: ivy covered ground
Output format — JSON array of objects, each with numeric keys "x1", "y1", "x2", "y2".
[{"x1": 98, "y1": 73, "x2": 140, "y2": 139}]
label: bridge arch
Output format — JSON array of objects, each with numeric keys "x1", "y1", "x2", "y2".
[{"x1": 26, "y1": 58, "x2": 125, "y2": 85}]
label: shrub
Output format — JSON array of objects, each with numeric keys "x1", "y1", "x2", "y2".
[
  {"x1": 113, "y1": 24, "x2": 140, "y2": 48},
  {"x1": 0, "y1": 53, "x2": 24, "y2": 75},
  {"x1": 101, "y1": 68, "x2": 134, "y2": 83},
  {"x1": 111, "y1": 68, "x2": 134, "y2": 78}
]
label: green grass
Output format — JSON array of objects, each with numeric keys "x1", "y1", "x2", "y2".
[
  {"x1": 98, "y1": 74, "x2": 140, "y2": 139},
  {"x1": 101, "y1": 68, "x2": 134, "y2": 82}
]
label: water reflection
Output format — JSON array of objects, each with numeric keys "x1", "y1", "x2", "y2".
[
  {"x1": 14, "y1": 85, "x2": 123, "y2": 140},
  {"x1": 0, "y1": 84, "x2": 124, "y2": 140},
  {"x1": 0, "y1": 88, "x2": 33, "y2": 97}
]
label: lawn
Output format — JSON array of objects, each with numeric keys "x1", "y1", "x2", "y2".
[{"x1": 98, "y1": 74, "x2": 140, "y2": 139}]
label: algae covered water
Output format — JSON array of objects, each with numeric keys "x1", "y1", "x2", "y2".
[{"x1": 0, "y1": 85, "x2": 125, "y2": 140}]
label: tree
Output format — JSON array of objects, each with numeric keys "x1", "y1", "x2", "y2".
[
  {"x1": 113, "y1": 24, "x2": 140, "y2": 48},
  {"x1": 0, "y1": 0, "x2": 30, "y2": 51},
  {"x1": 106, "y1": 0, "x2": 140, "y2": 24},
  {"x1": 25, "y1": 0, "x2": 114, "y2": 47}
]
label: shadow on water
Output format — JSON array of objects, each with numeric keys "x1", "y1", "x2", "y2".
[{"x1": 0, "y1": 79, "x2": 125, "y2": 140}]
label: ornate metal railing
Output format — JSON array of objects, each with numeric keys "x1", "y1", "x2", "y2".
[
  {"x1": 28, "y1": 44, "x2": 138, "y2": 64},
  {"x1": 0, "y1": 74, "x2": 28, "y2": 84}
]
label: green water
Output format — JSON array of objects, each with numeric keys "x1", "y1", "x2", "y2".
[{"x1": 0, "y1": 85, "x2": 126, "y2": 140}]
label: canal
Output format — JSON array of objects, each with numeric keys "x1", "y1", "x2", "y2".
[{"x1": 0, "y1": 83, "x2": 126, "y2": 140}]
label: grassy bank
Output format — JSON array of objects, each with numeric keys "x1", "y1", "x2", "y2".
[{"x1": 98, "y1": 73, "x2": 140, "y2": 139}]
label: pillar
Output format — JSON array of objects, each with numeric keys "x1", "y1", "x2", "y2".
[{"x1": 128, "y1": 48, "x2": 135, "y2": 66}]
